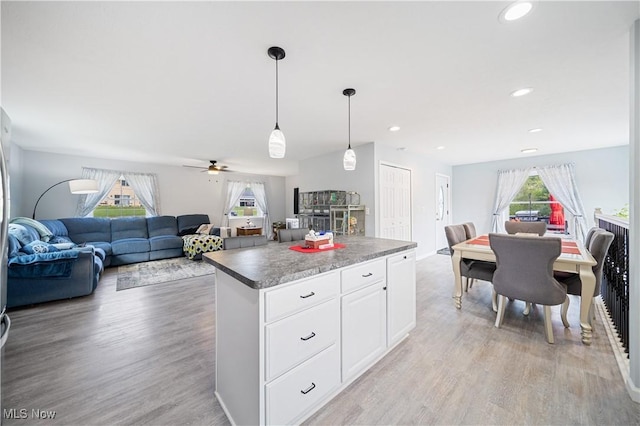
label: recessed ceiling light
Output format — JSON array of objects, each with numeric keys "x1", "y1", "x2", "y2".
[
  {"x1": 500, "y1": 1, "x2": 534, "y2": 22},
  {"x1": 388, "y1": 126, "x2": 400, "y2": 132},
  {"x1": 397, "y1": 147, "x2": 407, "y2": 151},
  {"x1": 521, "y1": 148, "x2": 538, "y2": 154},
  {"x1": 511, "y1": 87, "x2": 533, "y2": 97},
  {"x1": 436, "y1": 146, "x2": 445, "y2": 150},
  {"x1": 528, "y1": 128, "x2": 543, "y2": 133}
]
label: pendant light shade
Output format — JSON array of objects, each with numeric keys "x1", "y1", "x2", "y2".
[
  {"x1": 269, "y1": 124, "x2": 286, "y2": 159},
  {"x1": 268, "y1": 46, "x2": 286, "y2": 159},
  {"x1": 343, "y1": 88, "x2": 356, "y2": 171}
]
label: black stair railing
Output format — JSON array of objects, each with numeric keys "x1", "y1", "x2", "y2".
[{"x1": 597, "y1": 213, "x2": 629, "y2": 356}]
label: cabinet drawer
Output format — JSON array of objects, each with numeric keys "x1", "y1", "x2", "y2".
[
  {"x1": 265, "y1": 271, "x2": 339, "y2": 322},
  {"x1": 341, "y1": 258, "x2": 386, "y2": 294},
  {"x1": 266, "y1": 344, "x2": 340, "y2": 426},
  {"x1": 265, "y1": 298, "x2": 339, "y2": 381}
]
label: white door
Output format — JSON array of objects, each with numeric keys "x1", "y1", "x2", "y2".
[
  {"x1": 379, "y1": 164, "x2": 412, "y2": 241},
  {"x1": 435, "y1": 173, "x2": 451, "y2": 251}
]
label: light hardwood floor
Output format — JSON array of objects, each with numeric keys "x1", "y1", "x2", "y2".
[{"x1": 3, "y1": 254, "x2": 639, "y2": 425}]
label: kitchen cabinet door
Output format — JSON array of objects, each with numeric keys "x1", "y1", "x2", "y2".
[
  {"x1": 386, "y1": 251, "x2": 416, "y2": 346},
  {"x1": 341, "y1": 280, "x2": 386, "y2": 381}
]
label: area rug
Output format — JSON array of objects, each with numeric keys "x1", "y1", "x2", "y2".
[{"x1": 116, "y1": 257, "x2": 217, "y2": 291}]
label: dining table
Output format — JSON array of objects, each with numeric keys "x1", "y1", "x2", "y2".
[{"x1": 451, "y1": 234, "x2": 598, "y2": 345}]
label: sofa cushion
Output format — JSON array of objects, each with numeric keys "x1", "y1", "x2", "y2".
[
  {"x1": 147, "y1": 215, "x2": 179, "y2": 238},
  {"x1": 177, "y1": 214, "x2": 210, "y2": 236},
  {"x1": 111, "y1": 217, "x2": 148, "y2": 241},
  {"x1": 39, "y1": 219, "x2": 69, "y2": 238},
  {"x1": 61, "y1": 218, "x2": 112, "y2": 244},
  {"x1": 149, "y1": 235, "x2": 183, "y2": 251},
  {"x1": 111, "y1": 238, "x2": 150, "y2": 255}
]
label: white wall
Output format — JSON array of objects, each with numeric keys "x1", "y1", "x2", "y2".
[
  {"x1": 286, "y1": 142, "x2": 376, "y2": 236},
  {"x1": 286, "y1": 142, "x2": 452, "y2": 260},
  {"x1": 452, "y1": 145, "x2": 629, "y2": 234},
  {"x1": 17, "y1": 148, "x2": 286, "y2": 225},
  {"x1": 374, "y1": 144, "x2": 452, "y2": 259}
]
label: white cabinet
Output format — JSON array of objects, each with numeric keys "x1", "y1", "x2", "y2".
[
  {"x1": 213, "y1": 248, "x2": 416, "y2": 426},
  {"x1": 386, "y1": 251, "x2": 417, "y2": 346},
  {"x1": 341, "y1": 280, "x2": 387, "y2": 381}
]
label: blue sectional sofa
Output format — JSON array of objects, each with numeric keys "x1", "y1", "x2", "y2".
[{"x1": 7, "y1": 214, "x2": 212, "y2": 308}]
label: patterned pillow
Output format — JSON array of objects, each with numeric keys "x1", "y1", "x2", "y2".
[{"x1": 21, "y1": 241, "x2": 60, "y2": 255}]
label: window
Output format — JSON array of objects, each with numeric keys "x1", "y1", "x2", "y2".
[
  {"x1": 94, "y1": 176, "x2": 147, "y2": 217},
  {"x1": 509, "y1": 174, "x2": 565, "y2": 233},
  {"x1": 230, "y1": 187, "x2": 262, "y2": 217}
]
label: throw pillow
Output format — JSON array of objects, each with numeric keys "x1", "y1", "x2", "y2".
[
  {"x1": 8, "y1": 223, "x2": 39, "y2": 246},
  {"x1": 209, "y1": 227, "x2": 221, "y2": 237},
  {"x1": 21, "y1": 241, "x2": 59, "y2": 255}
]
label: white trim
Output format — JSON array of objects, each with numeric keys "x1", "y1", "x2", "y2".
[
  {"x1": 596, "y1": 297, "x2": 640, "y2": 403},
  {"x1": 595, "y1": 213, "x2": 629, "y2": 229}
]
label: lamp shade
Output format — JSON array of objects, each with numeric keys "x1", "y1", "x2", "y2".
[
  {"x1": 343, "y1": 148, "x2": 356, "y2": 171},
  {"x1": 68, "y1": 179, "x2": 99, "y2": 194},
  {"x1": 269, "y1": 126, "x2": 286, "y2": 159}
]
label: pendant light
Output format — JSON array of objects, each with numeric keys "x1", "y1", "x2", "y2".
[
  {"x1": 268, "y1": 46, "x2": 286, "y2": 158},
  {"x1": 343, "y1": 88, "x2": 356, "y2": 171}
]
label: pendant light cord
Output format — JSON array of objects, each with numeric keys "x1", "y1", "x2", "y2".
[
  {"x1": 348, "y1": 94, "x2": 351, "y2": 149},
  {"x1": 275, "y1": 58, "x2": 279, "y2": 126}
]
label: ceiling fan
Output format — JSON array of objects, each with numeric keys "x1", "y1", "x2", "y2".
[{"x1": 183, "y1": 160, "x2": 231, "y2": 175}]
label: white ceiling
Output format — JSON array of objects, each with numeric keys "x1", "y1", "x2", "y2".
[{"x1": 2, "y1": 1, "x2": 638, "y2": 176}]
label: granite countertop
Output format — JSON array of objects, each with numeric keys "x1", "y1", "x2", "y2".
[{"x1": 203, "y1": 236, "x2": 417, "y2": 290}]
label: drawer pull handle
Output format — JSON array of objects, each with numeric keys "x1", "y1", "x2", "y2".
[
  {"x1": 300, "y1": 292, "x2": 315, "y2": 299},
  {"x1": 301, "y1": 383, "x2": 316, "y2": 395},
  {"x1": 300, "y1": 332, "x2": 316, "y2": 341},
  {"x1": 403, "y1": 255, "x2": 407, "y2": 259},
  {"x1": 362, "y1": 272, "x2": 373, "y2": 277}
]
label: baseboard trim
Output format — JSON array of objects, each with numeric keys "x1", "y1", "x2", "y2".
[{"x1": 596, "y1": 297, "x2": 640, "y2": 403}]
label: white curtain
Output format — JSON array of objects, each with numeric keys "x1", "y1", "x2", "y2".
[
  {"x1": 75, "y1": 168, "x2": 121, "y2": 217},
  {"x1": 490, "y1": 167, "x2": 532, "y2": 232},
  {"x1": 249, "y1": 181, "x2": 271, "y2": 239},
  {"x1": 536, "y1": 163, "x2": 588, "y2": 241},
  {"x1": 222, "y1": 180, "x2": 247, "y2": 226},
  {"x1": 75, "y1": 167, "x2": 161, "y2": 217},
  {"x1": 123, "y1": 171, "x2": 161, "y2": 216}
]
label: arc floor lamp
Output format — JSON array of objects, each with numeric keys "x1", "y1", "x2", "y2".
[{"x1": 32, "y1": 178, "x2": 99, "y2": 219}]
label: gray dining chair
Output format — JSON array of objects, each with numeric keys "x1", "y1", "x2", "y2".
[
  {"x1": 504, "y1": 221, "x2": 547, "y2": 236},
  {"x1": 445, "y1": 224, "x2": 497, "y2": 309},
  {"x1": 489, "y1": 233, "x2": 565, "y2": 344},
  {"x1": 556, "y1": 229, "x2": 614, "y2": 327},
  {"x1": 462, "y1": 222, "x2": 477, "y2": 240}
]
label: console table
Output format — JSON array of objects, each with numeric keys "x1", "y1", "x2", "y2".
[{"x1": 237, "y1": 226, "x2": 262, "y2": 236}]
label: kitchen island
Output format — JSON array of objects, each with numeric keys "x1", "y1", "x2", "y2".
[{"x1": 204, "y1": 236, "x2": 417, "y2": 425}]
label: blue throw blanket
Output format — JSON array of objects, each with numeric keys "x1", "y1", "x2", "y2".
[{"x1": 8, "y1": 250, "x2": 80, "y2": 278}]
